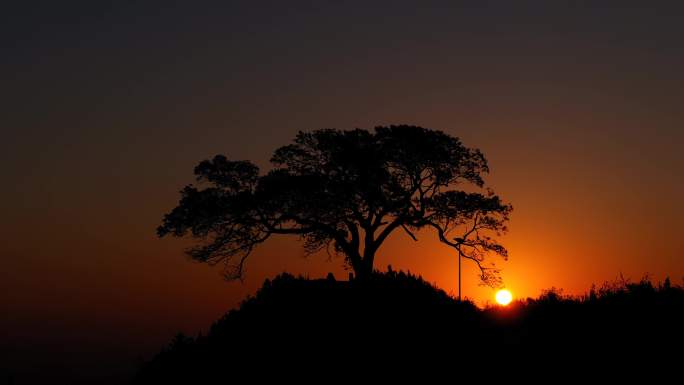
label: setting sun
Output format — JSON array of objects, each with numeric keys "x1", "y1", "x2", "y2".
[{"x1": 495, "y1": 289, "x2": 513, "y2": 306}]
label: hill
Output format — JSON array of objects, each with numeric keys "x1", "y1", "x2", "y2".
[{"x1": 135, "y1": 271, "x2": 684, "y2": 382}]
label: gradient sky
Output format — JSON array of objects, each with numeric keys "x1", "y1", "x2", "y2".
[{"x1": 2, "y1": 1, "x2": 684, "y2": 382}]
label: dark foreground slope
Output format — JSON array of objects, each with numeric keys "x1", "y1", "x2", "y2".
[{"x1": 136, "y1": 272, "x2": 684, "y2": 382}]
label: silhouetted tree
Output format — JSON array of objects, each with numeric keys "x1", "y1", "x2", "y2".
[{"x1": 158, "y1": 125, "x2": 512, "y2": 284}]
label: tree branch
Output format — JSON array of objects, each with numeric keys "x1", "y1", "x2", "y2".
[{"x1": 401, "y1": 224, "x2": 418, "y2": 241}]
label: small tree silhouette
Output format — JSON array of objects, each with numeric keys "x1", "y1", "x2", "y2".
[{"x1": 158, "y1": 125, "x2": 512, "y2": 285}]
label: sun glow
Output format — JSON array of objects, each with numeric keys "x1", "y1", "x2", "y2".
[{"x1": 495, "y1": 289, "x2": 513, "y2": 306}]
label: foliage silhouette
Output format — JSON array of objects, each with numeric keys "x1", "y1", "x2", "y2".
[
  {"x1": 158, "y1": 125, "x2": 512, "y2": 284},
  {"x1": 135, "y1": 271, "x2": 684, "y2": 382}
]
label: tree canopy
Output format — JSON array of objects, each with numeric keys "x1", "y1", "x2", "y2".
[{"x1": 158, "y1": 125, "x2": 512, "y2": 286}]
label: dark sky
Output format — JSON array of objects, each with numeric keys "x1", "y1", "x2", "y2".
[{"x1": 2, "y1": 1, "x2": 684, "y2": 383}]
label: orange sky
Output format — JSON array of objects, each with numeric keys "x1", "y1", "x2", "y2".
[{"x1": 1, "y1": 2, "x2": 684, "y2": 382}]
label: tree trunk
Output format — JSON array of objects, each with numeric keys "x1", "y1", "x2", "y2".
[
  {"x1": 346, "y1": 247, "x2": 376, "y2": 280},
  {"x1": 347, "y1": 252, "x2": 364, "y2": 280},
  {"x1": 353, "y1": 252, "x2": 375, "y2": 281},
  {"x1": 354, "y1": 265, "x2": 372, "y2": 280}
]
